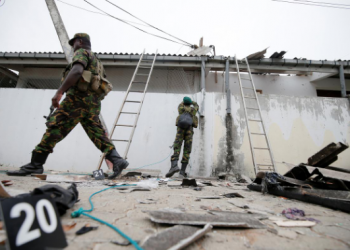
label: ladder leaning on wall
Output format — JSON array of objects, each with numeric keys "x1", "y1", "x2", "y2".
[
  {"x1": 234, "y1": 56, "x2": 276, "y2": 174},
  {"x1": 96, "y1": 49, "x2": 158, "y2": 170}
]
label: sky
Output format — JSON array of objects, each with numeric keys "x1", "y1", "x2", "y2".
[{"x1": 0, "y1": 0, "x2": 350, "y2": 60}]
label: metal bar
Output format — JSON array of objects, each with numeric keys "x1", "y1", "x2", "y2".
[
  {"x1": 254, "y1": 147, "x2": 269, "y2": 150},
  {"x1": 251, "y1": 133, "x2": 265, "y2": 135},
  {"x1": 339, "y1": 64, "x2": 347, "y2": 97},
  {"x1": 200, "y1": 56, "x2": 206, "y2": 117},
  {"x1": 244, "y1": 96, "x2": 256, "y2": 99},
  {"x1": 248, "y1": 119, "x2": 262, "y2": 122},
  {"x1": 97, "y1": 50, "x2": 146, "y2": 169},
  {"x1": 115, "y1": 124, "x2": 134, "y2": 127},
  {"x1": 123, "y1": 50, "x2": 158, "y2": 159},
  {"x1": 245, "y1": 58, "x2": 276, "y2": 172},
  {"x1": 111, "y1": 139, "x2": 129, "y2": 142},
  {"x1": 225, "y1": 58, "x2": 231, "y2": 114},
  {"x1": 121, "y1": 112, "x2": 138, "y2": 114},
  {"x1": 235, "y1": 56, "x2": 258, "y2": 173},
  {"x1": 247, "y1": 107, "x2": 259, "y2": 110},
  {"x1": 125, "y1": 100, "x2": 141, "y2": 103}
]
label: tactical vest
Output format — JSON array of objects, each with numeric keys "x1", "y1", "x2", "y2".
[{"x1": 62, "y1": 54, "x2": 113, "y2": 97}]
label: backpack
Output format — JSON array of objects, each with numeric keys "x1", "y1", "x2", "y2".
[{"x1": 177, "y1": 112, "x2": 193, "y2": 129}]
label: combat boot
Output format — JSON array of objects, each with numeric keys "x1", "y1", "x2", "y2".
[
  {"x1": 179, "y1": 163, "x2": 188, "y2": 178},
  {"x1": 7, "y1": 151, "x2": 49, "y2": 176},
  {"x1": 165, "y1": 160, "x2": 180, "y2": 178},
  {"x1": 105, "y1": 149, "x2": 129, "y2": 179}
]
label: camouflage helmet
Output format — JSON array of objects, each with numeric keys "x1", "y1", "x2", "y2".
[{"x1": 68, "y1": 33, "x2": 91, "y2": 46}]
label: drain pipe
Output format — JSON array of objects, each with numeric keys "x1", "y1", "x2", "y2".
[
  {"x1": 225, "y1": 58, "x2": 231, "y2": 114},
  {"x1": 200, "y1": 56, "x2": 206, "y2": 117},
  {"x1": 339, "y1": 64, "x2": 347, "y2": 98}
]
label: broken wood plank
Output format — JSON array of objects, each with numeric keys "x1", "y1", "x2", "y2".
[
  {"x1": 45, "y1": 175, "x2": 90, "y2": 183},
  {"x1": 32, "y1": 174, "x2": 47, "y2": 180},
  {"x1": 308, "y1": 142, "x2": 348, "y2": 168},
  {"x1": 0, "y1": 182, "x2": 11, "y2": 198},
  {"x1": 140, "y1": 224, "x2": 212, "y2": 250},
  {"x1": 119, "y1": 188, "x2": 151, "y2": 193},
  {"x1": 208, "y1": 211, "x2": 268, "y2": 220},
  {"x1": 147, "y1": 210, "x2": 266, "y2": 228},
  {"x1": 273, "y1": 220, "x2": 316, "y2": 227},
  {"x1": 196, "y1": 196, "x2": 221, "y2": 199}
]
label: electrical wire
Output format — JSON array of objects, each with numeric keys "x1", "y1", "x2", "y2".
[
  {"x1": 272, "y1": 0, "x2": 350, "y2": 9},
  {"x1": 56, "y1": 0, "x2": 150, "y2": 27},
  {"x1": 71, "y1": 185, "x2": 144, "y2": 250},
  {"x1": 83, "y1": 0, "x2": 192, "y2": 46},
  {"x1": 294, "y1": 0, "x2": 350, "y2": 7},
  {"x1": 105, "y1": 0, "x2": 193, "y2": 47}
]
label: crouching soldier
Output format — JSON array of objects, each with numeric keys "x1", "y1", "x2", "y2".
[{"x1": 166, "y1": 97, "x2": 199, "y2": 178}]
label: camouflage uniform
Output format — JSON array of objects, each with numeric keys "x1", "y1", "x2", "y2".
[
  {"x1": 171, "y1": 101, "x2": 199, "y2": 163},
  {"x1": 34, "y1": 48, "x2": 114, "y2": 154}
]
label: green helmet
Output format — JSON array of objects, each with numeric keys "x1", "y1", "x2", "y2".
[
  {"x1": 183, "y1": 96, "x2": 192, "y2": 105},
  {"x1": 68, "y1": 33, "x2": 90, "y2": 46}
]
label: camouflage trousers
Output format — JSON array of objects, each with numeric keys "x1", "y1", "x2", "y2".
[
  {"x1": 35, "y1": 92, "x2": 114, "y2": 154},
  {"x1": 171, "y1": 127, "x2": 194, "y2": 164}
]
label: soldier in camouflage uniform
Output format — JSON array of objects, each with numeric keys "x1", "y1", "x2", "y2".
[
  {"x1": 166, "y1": 97, "x2": 199, "y2": 178},
  {"x1": 7, "y1": 33, "x2": 128, "y2": 179}
]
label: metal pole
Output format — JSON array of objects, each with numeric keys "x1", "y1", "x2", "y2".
[
  {"x1": 339, "y1": 64, "x2": 347, "y2": 98},
  {"x1": 45, "y1": 0, "x2": 112, "y2": 169},
  {"x1": 225, "y1": 58, "x2": 231, "y2": 114},
  {"x1": 45, "y1": 0, "x2": 73, "y2": 62},
  {"x1": 200, "y1": 57, "x2": 206, "y2": 117}
]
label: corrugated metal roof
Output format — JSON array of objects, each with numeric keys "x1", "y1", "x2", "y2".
[{"x1": 0, "y1": 51, "x2": 288, "y2": 59}]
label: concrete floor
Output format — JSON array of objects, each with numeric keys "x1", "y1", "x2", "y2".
[{"x1": 1, "y1": 171, "x2": 350, "y2": 250}]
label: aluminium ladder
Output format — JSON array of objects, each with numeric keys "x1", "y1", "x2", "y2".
[
  {"x1": 234, "y1": 56, "x2": 276, "y2": 174},
  {"x1": 97, "y1": 49, "x2": 157, "y2": 169}
]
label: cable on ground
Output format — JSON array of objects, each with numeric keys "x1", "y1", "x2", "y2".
[{"x1": 71, "y1": 185, "x2": 144, "y2": 250}]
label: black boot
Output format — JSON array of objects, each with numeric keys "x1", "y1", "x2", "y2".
[
  {"x1": 165, "y1": 160, "x2": 180, "y2": 178},
  {"x1": 7, "y1": 151, "x2": 49, "y2": 176},
  {"x1": 105, "y1": 149, "x2": 129, "y2": 179},
  {"x1": 179, "y1": 163, "x2": 188, "y2": 178}
]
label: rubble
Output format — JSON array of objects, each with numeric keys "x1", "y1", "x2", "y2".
[
  {"x1": 248, "y1": 142, "x2": 350, "y2": 213},
  {"x1": 140, "y1": 224, "x2": 212, "y2": 250},
  {"x1": 146, "y1": 210, "x2": 266, "y2": 228},
  {"x1": 1, "y1": 162, "x2": 349, "y2": 250}
]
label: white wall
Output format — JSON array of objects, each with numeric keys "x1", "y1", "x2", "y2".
[
  {"x1": 19, "y1": 67, "x2": 350, "y2": 97},
  {"x1": 0, "y1": 88, "x2": 349, "y2": 177}
]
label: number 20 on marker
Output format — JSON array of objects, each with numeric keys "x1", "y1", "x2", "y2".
[
  {"x1": 0, "y1": 195, "x2": 67, "y2": 250},
  {"x1": 10, "y1": 200, "x2": 57, "y2": 246}
]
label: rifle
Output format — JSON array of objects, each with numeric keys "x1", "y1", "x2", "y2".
[{"x1": 43, "y1": 105, "x2": 55, "y2": 121}]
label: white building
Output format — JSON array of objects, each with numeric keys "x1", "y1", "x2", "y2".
[{"x1": 0, "y1": 51, "x2": 349, "y2": 177}]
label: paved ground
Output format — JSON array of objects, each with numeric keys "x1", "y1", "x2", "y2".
[{"x1": 0, "y1": 170, "x2": 350, "y2": 250}]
